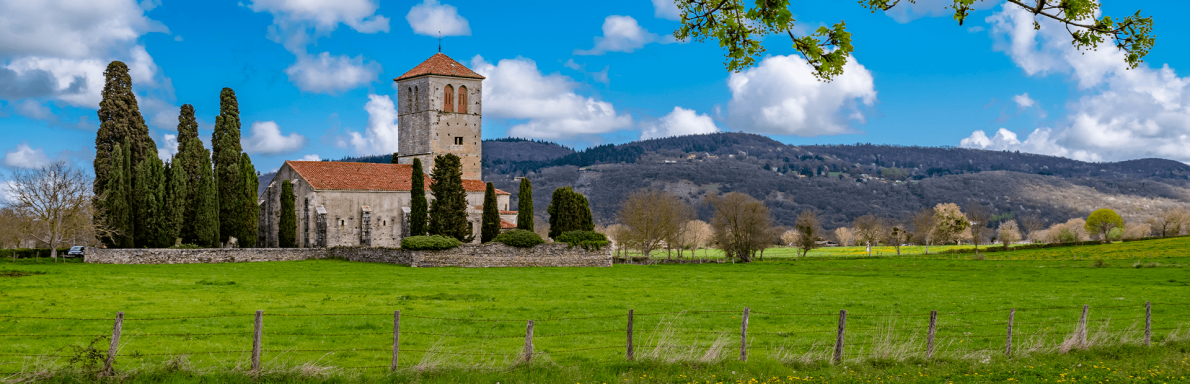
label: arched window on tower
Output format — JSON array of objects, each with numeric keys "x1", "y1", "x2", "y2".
[
  {"x1": 457, "y1": 85, "x2": 468, "y2": 113},
  {"x1": 406, "y1": 87, "x2": 412, "y2": 113},
  {"x1": 414, "y1": 86, "x2": 420, "y2": 112},
  {"x1": 443, "y1": 84, "x2": 454, "y2": 112}
]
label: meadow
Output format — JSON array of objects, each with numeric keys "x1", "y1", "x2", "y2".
[{"x1": 2, "y1": 237, "x2": 1189, "y2": 383}]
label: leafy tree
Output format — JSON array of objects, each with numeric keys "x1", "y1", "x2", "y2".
[
  {"x1": 239, "y1": 153, "x2": 259, "y2": 248},
  {"x1": 548, "y1": 187, "x2": 594, "y2": 239},
  {"x1": 163, "y1": 159, "x2": 188, "y2": 246},
  {"x1": 1085, "y1": 208, "x2": 1124, "y2": 243},
  {"x1": 194, "y1": 147, "x2": 220, "y2": 248},
  {"x1": 213, "y1": 88, "x2": 242, "y2": 244},
  {"x1": 481, "y1": 182, "x2": 500, "y2": 243},
  {"x1": 675, "y1": 0, "x2": 1154, "y2": 78},
  {"x1": 932, "y1": 203, "x2": 969, "y2": 245},
  {"x1": 707, "y1": 192, "x2": 773, "y2": 263},
  {"x1": 884, "y1": 220, "x2": 911, "y2": 256},
  {"x1": 428, "y1": 154, "x2": 472, "y2": 242},
  {"x1": 517, "y1": 177, "x2": 533, "y2": 231},
  {"x1": 409, "y1": 158, "x2": 428, "y2": 236},
  {"x1": 103, "y1": 142, "x2": 133, "y2": 248},
  {"x1": 93, "y1": 61, "x2": 155, "y2": 244},
  {"x1": 278, "y1": 180, "x2": 296, "y2": 248},
  {"x1": 793, "y1": 210, "x2": 822, "y2": 258}
]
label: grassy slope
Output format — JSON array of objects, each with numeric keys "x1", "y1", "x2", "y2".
[{"x1": 2, "y1": 238, "x2": 1189, "y2": 382}]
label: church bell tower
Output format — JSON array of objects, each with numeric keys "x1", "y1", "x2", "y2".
[{"x1": 393, "y1": 53, "x2": 485, "y2": 180}]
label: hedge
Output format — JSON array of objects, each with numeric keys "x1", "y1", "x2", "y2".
[
  {"x1": 0, "y1": 248, "x2": 72, "y2": 259},
  {"x1": 401, "y1": 235, "x2": 462, "y2": 250},
  {"x1": 555, "y1": 231, "x2": 610, "y2": 251},
  {"x1": 492, "y1": 230, "x2": 545, "y2": 248}
]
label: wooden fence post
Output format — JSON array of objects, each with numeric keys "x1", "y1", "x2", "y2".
[
  {"x1": 927, "y1": 310, "x2": 937, "y2": 359},
  {"x1": 1145, "y1": 302, "x2": 1151, "y2": 347},
  {"x1": 833, "y1": 310, "x2": 847, "y2": 365},
  {"x1": 103, "y1": 311, "x2": 123, "y2": 374},
  {"x1": 740, "y1": 307, "x2": 750, "y2": 362},
  {"x1": 626, "y1": 309, "x2": 634, "y2": 361},
  {"x1": 252, "y1": 310, "x2": 263, "y2": 373},
  {"x1": 1006, "y1": 309, "x2": 1015, "y2": 357},
  {"x1": 523, "y1": 320, "x2": 535, "y2": 363},
  {"x1": 1078, "y1": 305, "x2": 1089, "y2": 348},
  {"x1": 391, "y1": 310, "x2": 400, "y2": 371}
]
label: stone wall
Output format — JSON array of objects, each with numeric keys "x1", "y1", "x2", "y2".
[{"x1": 84, "y1": 243, "x2": 610, "y2": 268}]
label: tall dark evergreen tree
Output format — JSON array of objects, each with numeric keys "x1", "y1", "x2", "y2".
[
  {"x1": 239, "y1": 153, "x2": 259, "y2": 248},
  {"x1": 178, "y1": 137, "x2": 209, "y2": 244},
  {"x1": 194, "y1": 147, "x2": 220, "y2": 248},
  {"x1": 517, "y1": 178, "x2": 533, "y2": 231},
  {"x1": 163, "y1": 159, "x2": 187, "y2": 246},
  {"x1": 279, "y1": 180, "x2": 296, "y2": 248},
  {"x1": 104, "y1": 142, "x2": 132, "y2": 248},
  {"x1": 391, "y1": 152, "x2": 399, "y2": 164},
  {"x1": 548, "y1": 187, "x2": 594, "y2": 239},
  {"x1": 428, "y1": 154, "x2": 471, "y2": 242},
  {"x1": 133, "y1": 155, "x2": 166, "y2": 247},
  {"x1": 409, "y1": 158, "x2": 428, "y2": 236},
  {"x1": 94, "y1": 61, "x2": 155, "y2": 245},
  {"x1": 213, "y1": 88, "x2": 242, "y2": 244},
  {"x1": 481, "y1": 182, "x2": 500, "y2": 243}
]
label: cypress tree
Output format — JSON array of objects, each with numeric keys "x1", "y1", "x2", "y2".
[
  {"x1": 194, "y1": 147, "x2": 220, "y2": 248},
  {"x1": 104, "y1": 142, "x2": 132, "y2": 248},
  {"x1": 175, "y1": 107, "x2": 205, "y2": 243},
  {"x1": 134, "y1": 155, "x2": 166, "y2": 247},
  {"x1": 481, "y1": 182, "x2": 500, "y2": 243},
  {"x1": 409, "y1": 158, "x2": 428, "y2": 236},
  {"x1": 517, "y1": 178, "x2": 533, "y2": 231},
  {"x1": 428, "y1": 154, "x2": 471, "y2": 242},
  {"x1": 279, "y1": 180, "x2": 296, "y2": 248},
  {"x1": 391, "y1": 152, "x2": 399, "y2": 164},
  {"x1": 548, "y1": 187, "x2": 594, "y2": 239},
  {"x1": 239, "y1": 152, "x2": 259, "y2": 248},
  {"x1": 163, "y1": 159, "x2": 187, "y2": 246},
  {"x1": 213, "y1": 88, "x2": 242, "y2": 244},
  {"x1": 94, "y1": 61, "x2": 155, "y2": 245}
]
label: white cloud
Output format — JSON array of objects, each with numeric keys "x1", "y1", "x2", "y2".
[
  {"x1": 406, "y1": 0, "x2": 471, "y2": 37},
  {"x1": 575, "y1": 16, "x2": 661, "y2": 55},
  {"x1": 284, "y1": 52, "x2": 381, "y2": 94},
  {"x1": 299, "y1": 154, "x2": 322, "y2": 161},
  {"x1": 157, "y1": 133, "x2": 178, "y2": 161},
  {"x1": 242, "y1": 121, "x2": 308, "y2": 155},
  {"x1": 470, "y1": 55, "x2": 632, "y2": 139},
  {"x1": 726, "y1": 54, "x2": 877, "y2": 136},
  {"x1": 651, "y1": 0, "x2": 680, "y2": 21},
  {"x1": 2, "y1": 142, "x2": 52, "y2": 169},
  {"x1": 959, "y1": 4, "x2": 1190, "y2": 163},
  {"x1": 641, "y1": 107, "x2": 719, "y2": 140},
  {"x1": 250, "y1": 0, "x2": 389, "y2": 52},
  {"x1": 347, "y1": 94, "x2": 400, "y2": 155},
  {"x1": 1011, "y1": 93, "x2": 1034, "y2": 108},
  {"x1": 14, "y1": 100, "x2": 54, "y2": 121}
]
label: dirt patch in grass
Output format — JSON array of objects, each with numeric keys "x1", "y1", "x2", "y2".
[{"x1": 1, "y1": 269, "x2": 46, "y2": 277}]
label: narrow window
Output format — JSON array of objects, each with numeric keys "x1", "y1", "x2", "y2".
[
  {"x1": 457, "y1": 85, "x2": 468, "y2": 113},
  {"x1": 443, "y1": 84, "x2": 454, "y2": 112},
  {"x1": 406, "y1": 87, "x2": 412, "y2": 113},
  {"x1": 454, "y1": 137, "x2": 463, "y2": 145},
  {"x1": 413, "y1": 86, "x2": 419, "y2": 112}
]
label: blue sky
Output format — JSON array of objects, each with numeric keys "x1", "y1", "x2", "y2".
[{"x1": 2, "y1": 0, "x2": 1190, "y2": 177}]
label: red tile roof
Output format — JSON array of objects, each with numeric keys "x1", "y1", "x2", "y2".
[
  {"x1": 394, "y1": 53, "x2": 485, "y2": 81},
  {"x1": 500, "y1": 220, "x2": 516, "y2": 229},
  {"x1": 285, "y1": 161, "x2": 507, "y2": 194},
  {"x1": 500, "y1": 210, "x2": 517, "y2": 215}
]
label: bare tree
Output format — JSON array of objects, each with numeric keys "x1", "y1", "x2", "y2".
[
  {"x1": 781, "y1": 229, "x2": 799, "y2": 247},
  {"x1": 1017, "y1": 213, "x2": 1045, "y2": 243},
  {"x1": 834, "y1": 227, "x2": 854, "y2": 247},
  {"x1": 793, "y1": 210, "x2": 822, "y2": 258},
  {"x1": 666, "y1": 202, "x2": 696, "y2": 260},
  {"x1": 1148, "y1": 207, "x2": 1188, "y2": 237},
  {"x1": 8, "y1": 162, "x2": 93, "y2": 261},
  {"x1": 910, "y1": 207, "x2": 935, "y2": 254},
  {"x1": 965, "y1": 204, "x2": 992, "y2": 255},
  {"x1": 997, "y1": 220, "x2": 1022, "y2": 249},
  {"x1": 617, "y1": 189, "x2": 688, "y2": 261},
  {"x1": 708, "y1": 192, "x2": 774, "y2": 263},
  {"x1": 852, "y1": 214, "x2": 884, "y2": 257},
  {"x1": 683, "y1": 220, "x2": 713, "y2": 260}
]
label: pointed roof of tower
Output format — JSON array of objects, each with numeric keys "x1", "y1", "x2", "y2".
[{"x1": 394, "y1": 53, "x2": 485, "y2": 82}]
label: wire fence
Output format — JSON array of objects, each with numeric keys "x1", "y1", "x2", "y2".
[{"x1": 0, "y1": 302, "x2": 1184, "y2": 374}]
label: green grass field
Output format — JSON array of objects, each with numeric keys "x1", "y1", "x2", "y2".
[{"x1": 2, "y1": 237, "x2": 1190, "y2": 383}]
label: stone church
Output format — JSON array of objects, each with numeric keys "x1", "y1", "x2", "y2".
[{"x1": 257, "y1": 53, "x2": 517, "y2": 248}]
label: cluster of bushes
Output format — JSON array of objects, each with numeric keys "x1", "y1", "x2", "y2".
[
  {"x1": 400, "y1": 236, "x2": 463, "y2": 250},
  {"x1": 492, "y1": 230, "x2": 545, "y2": 248},
  {"x1": 556, "y1": 231, "x2": 610, "y2": 251}
]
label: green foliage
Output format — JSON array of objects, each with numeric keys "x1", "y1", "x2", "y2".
[
  {"x1": 163, "y1": 159, "x2": 188, "y2": 246},
  {"x1": 193, "y1": 147, "x2": 219, "y2": 248},
  {"x1": 278, "y1": 180, "x2": 296, "y2": 248},
  {"x1": 391, "y1": 152, "x2": 399, "y2": 164},
  {"x1": 409, "y1": 158, "x2": 428, "y2": 237},
  {"x1": 555, "y1": 230, "x2": 609, "y2": 251},
  {"x1": 517, "y1": 177, "x2": 533, "y2": 231},
  {"x1": 547, "y1": 187, "x2": 593, "y2": 239},
  {"x1": 1086, "y1": 208, "x2": 1125, "y2": 242},
  {"x1": 93, "y1": 61, "x2": 154, "y2": 218},
  {"x1": 428, "y1": 154, "x2": 471, "y2": 242},
  {"x1": 239, "y1": 153, "x2": 258, "y2": 248},
  {"x1": 492, "y1": 229, "x2": 545, "y2": 248},
  {"x1": 213, "y1": 88, "x2": 242, "y2": 245},
  {"x1": 134, "y1": 154, "x2": 167, "y2": 248},
  {"x1": 481, "y1": 182, "x2": 500, "y2": 243},
  {"x1": 168, "y1": 243, "x2": 203, "y2": 249},
  {"x1": 103, "y1": 142, "x2": 132, "y2": 248},
  {"x1": 401, "y1": 235, "x2": 463, "y2": 250}
]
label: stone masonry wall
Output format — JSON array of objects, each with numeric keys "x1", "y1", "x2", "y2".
[{"x1": 84, "y1": 243, "x2": 609, "y2": 268}]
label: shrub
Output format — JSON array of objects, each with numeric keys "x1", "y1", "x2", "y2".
[
  {"x1": 556, "y1": 230, "x2": 610, "y2": 251},
  {"x1": 169, "y1": 243, "x2": 203, "y2": 249},
  {"x1": 493, "y1": 230, "x2": 545, "y2": 248},
  {"x1": 401, "y1": 235, "x2": 462, "y2": 250}
]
